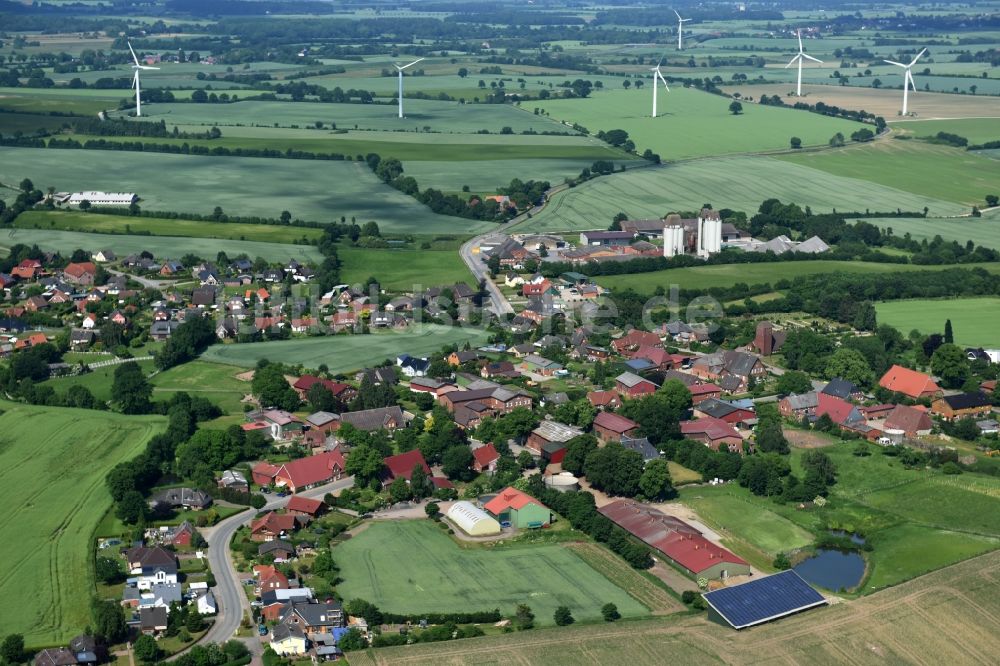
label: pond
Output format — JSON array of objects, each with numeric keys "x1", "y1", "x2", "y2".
[{"x1": 793, "y1": 532, "x2": 866, "y2": 591}]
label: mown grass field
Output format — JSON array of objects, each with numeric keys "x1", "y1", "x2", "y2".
[
  {"x1": 0, "y1": 228, "x2": 322, "y2": 263},
  {"x1": 533, "y1": 86, "x2": 865, "y2": 161},
  {"x1": 876, "y1": 298, "x2": 1000, "y2": 348},
  {"x1": 201, "y1": 324, "x2": 490, "y2": 373},
  {"x1": 0, "y1": 146, "x2": 483, "y2": 234},
  {"x1": 338, "y1": 246, "x2": 472, "y2": 290},
  {"x1": 346, "y1": 549, "x2": 1000, "y2": 666},
  {"x1": 335, "y1": 521, "x2": 649, "y2": 624},
  {"x1": 523, "y1": 154, "x2": 962, "y2": 233},
  {"x1": 0, "y1": 402, "x2": 165, "y2": 646},
  {"x1": 777, "y1": 140, "x2": 1000, "y2": 206},
  {"x1": 593, "y1": 260, "x2": 1000, "y2": 293},
  {"x1": 150, "y1": 361, "x2": 250, "y2": 415},
  {"x1": 858, "y1": 213, "x2": 1000, "y2": 249},
  {"x1": 16, "y1": 210, "x2": 323, "y2": 244}
]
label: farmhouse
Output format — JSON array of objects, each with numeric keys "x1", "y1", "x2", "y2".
[
  {"x1": 251, "y1": 450, "x2": 346, "y2": 492},
  {"x1": 63, "y1": 262, "x2": 97, "y2": 285},
  {"x1": 66, "y1": 191, "x2": 137, "y2": 206},
  {"x1": 587, "y1": 389, "x2": 622, "y2": 410},
  {"x1": 599, "y1": 499, "x2": 750, "y2": 580},
  {"x1": 882, "y1": 404, "x2": 934, "y2": 440},
  {"x1": 484, "y1": 487, "x2": 551, "y2": 528},
  {"x1": 526, "y1": 420, "x2": 584, "y2": 456},
  {"x1": 250, "y1": 512, "x2": 303, "y2": 542},
  {"x1": 879, "y1": 365, "x2": 941, "y2": 399},
  {"x1": 285, "y1": 495, "x2": 326, "y2": 519},
  {"x1": 689, "y1": 382, "x2": 724, "y2": 405},
  {"x1": 615, "y1": 372, "x2": 657, "y2": 398},
  {"x1": 593, "y1": 411, "x2": 639, "y2": 443},
  {"x1": 680, "y1": 418, "x2": 743, "y2": 452},
  {"x1": 779, "y1": 392, "x2": 819, "y2": 419},
  {"x1": 381, "y1": 449, "x2": 432, "y2": 487},
  {"x1": 291, "y1": 375, "x2": 357, "y2": 403},
  {"x1": 612, "y1": 330, "x2": 661, "y2": 354},
  {"x1": 821, "y1": 378, "x2": 864, "y2": 402},
  {"x1": 691, "y1": 350, "x2": 766, "y2": 393},
  {"x1": 446, "y1": 501, "x2": 502, "y2": 536},
  {"x1": 930, "y1": 393, "x2": 993, "y2": 421},
  {"x1": 339, "y1": 405, "x2": 406, "y2": 432}
]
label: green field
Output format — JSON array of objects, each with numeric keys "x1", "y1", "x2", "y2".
[
  {"x1": 0, "y1": 111, "x2": 71, "y2": 134},
  {"x1": 678, "y1": 492, "x2": 814, "y2": 557},
  {"x1": 338, "y1": 246, "x2": 472, "y2": 290},
  {"x1": 876, "y1": 298, "x2": 1000, "y2": 347},
  {"x1": 778, "y1": 141, "x2": 1000, "y2": 207},
  {"x1": 594, "y1": 260, "x2": 1000, "y2": 293},
  {"x1": 201, "y1": 324, "x2": 490, "y2": 373},
  {"x1": 858, "y1": 214, "x2": 1000, "y2": 249},
  {"x1": 864, "y1": 524, "x2": 999, "y2": 590},
  {"x1": 0, "y1": 228, "x2": 322, "y2": 263},
  {"x1": 523, "y1": 154, "x2": 962, "y2": 233},
  {"x1": 0, "y1": 402, "x2": 165, "y2": 646},
  {"x1": 16, "y1": 210, "x2": 323, "y2": 244},
  {"x1": 891, "y1": 117, "x2": 1000, "y2": 144},
  {"x1": 534, "y1": 86, "x2": 865, "y2": 161},
  {"x1": 334, "y1": 520, "x2": 648, "y2": 624},
  {"x1": 47, "y1": 359, "x2": 156, "y2": 403},
  {"x1": 0, "y1": 146, "x2": 486, "y2": 234},
  {"x1": 150, "y1": 361, "x2": 250, "y2": 415},
  {"x1": 402, "y1": 157, "x2": 644, "y2": 192}
]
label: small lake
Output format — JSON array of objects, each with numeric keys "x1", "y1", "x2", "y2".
[{"x1": 793, "y1": 532, "x2": 866, "y2": 591}]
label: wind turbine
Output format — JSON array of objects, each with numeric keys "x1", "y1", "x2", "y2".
[
  {"x1": 650, "y1": 60, "x2": 670, "y2": 118},
  {"x1": 127, "y1": 40, "x2": 159, "y2": 117},
  {"x1": 394, "y1": 57, "x2": 424, "y2": 118},
  {"x1": 674, "y1": 10, "x2": 692, "y2": 50},
  {"x1": 884, "y1": 48, "x2": 926, "y2": 116},
  {"x1": 784, "y1": 29, "x2": 822, "y2": 97}
]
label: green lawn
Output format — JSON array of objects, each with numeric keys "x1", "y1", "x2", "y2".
[
  {"x1": 524, "y1": 154, "x2": 962, "y2": 233},
  {"x1": 864, "y1": 524, "x2": 998, "y2": 591},
  {"x1": 338, "y1": 245, "x2": 472, "y2": 290},
  {"x1": 0, "y1": 227, "x2": 322, "y2": 263},
  {"x1": 201, "y1": 324, "x2": 490, "y2": 373},
  {"x1": 334, "y1": 520, "x2": 649, "y2": 624},
  {"x1": 46, "y1": 359, "x2": 156, "y2": 403},
  {"x1": 0, "y1": 402, "x2": 165, "y2": 646},
  {"x1": 890, "y1": 117, "x2": 1000, "y2": 145},
  {"x1": 0, "y1": 146, "x2": 486, "y2": 234},
  {"x1": 876, "y1": 298, "x2": 1000, "y2": 348},
  {"x1": 777, "y1": 141, "x2": 1000, "y2": 207},
  {"x1": 150, "y1": 361, "x2": 250, "y2": 415},
  {"x1": 594, "y1": 261, "x2": 1000, "y2": 293}
]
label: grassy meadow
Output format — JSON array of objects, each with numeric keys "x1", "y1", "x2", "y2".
[
  {"x1": 201, "y1": 324, "x2": 491, "y2": 373},
  {"x1": 857, "y1": 214, "x2": 1000, "y2": 249},
  {"x1": 334, "y1": 520, "x2": 649, "y2": 624},
  {"x1": 0, "y1": 146, "x2": 485, "y2": 234},
  {"x1": 891, "y1": 117, "x2": 1000, "y2": 144},
  {"x1": 523, "y1": 154, "x2": 962, "y2": 233},
  {"x1": 533, "y1": 86, "x2": 866, "y2": 161},
  {"x1": 0, "y1": 403, "x2": 165, "y2": 646},
  {"x1": 875, "y1": 298, "x2": 1000, "y2": 348},
  {"x1": 337, "y1": 245, "x2": 472, "y2": 290}
]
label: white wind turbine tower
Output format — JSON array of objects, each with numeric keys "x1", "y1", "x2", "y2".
[
  {"x1": 785, "y1": 29, "x2": 822, "y2": 97},
  {"x1": 884, "y1": 48, "x2": 926, "y2": 116},
  {"x1": 674, "y1": 10, "x2": 692, "y2": 50},
  {"x1": 650, "y1": 60, "x2": 670, "y2": 118},
  {"x1": 394, "y1": 57, "x2": 424, "y2": 118},
  {"x1": 128, "y1": 41, "x2": 159, "y2": 117}
]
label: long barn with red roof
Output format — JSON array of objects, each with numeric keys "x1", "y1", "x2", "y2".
[{"x1": 599, "y1": 499, "x2": 750, "y2": 580}]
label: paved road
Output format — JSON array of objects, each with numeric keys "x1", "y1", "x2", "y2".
[
  {"x1": 459, "y1": 235, "x2": 513, "y2": 317},
  {"x1": 106, "y1": 267, "x2": 176, "y2": 290},
  {"x1": 191, "y1": 476, "x2": 356, "y2": 651}
]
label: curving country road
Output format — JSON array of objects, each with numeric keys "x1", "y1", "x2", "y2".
[{"x1": 192, "y1": 476, "x2": 356, "y2": 650}]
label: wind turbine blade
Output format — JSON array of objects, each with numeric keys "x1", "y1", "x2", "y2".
[
  {"x1": 909, "y1": 48, "x2": 927, "y2": 67},
  {"x1": 907, "y1": 70, "x2": 916, "y2": 91},
  {"x1": 674, "y1": 9, "x2": 681, "y2": 19},
  {"x1": 784, "y1": 55, "x2": 799, "y2": 68},
  {"x1": 659, "y1": 72, "x2": 669, "y2": 90},
  {"x1": 400, "y1": 57, "x2": 425, "y2": 70},
  {"x1": 127, "y1": 41, "x2": 140, "y2": 67},
  {"x1": 802, "y1": 54, "x2": 822, "y2": 63},
  {"x1": 883, "y1": 59, "x2": 906, "y2": 67},
  {"x1": 139, "y1": 65, "x2": 160, "y2": 70},
  {"x1": 131, "y1": 71, "x2": 138, "y2": 89}
]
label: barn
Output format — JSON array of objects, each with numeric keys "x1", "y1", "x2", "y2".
[{"x1": 445, "y1": 501, "x2": 501, "y2": 536}]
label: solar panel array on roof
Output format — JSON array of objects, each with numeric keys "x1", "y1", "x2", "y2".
[{"x1": 703, "y1": 570, "x2": 826, "y2": 629}]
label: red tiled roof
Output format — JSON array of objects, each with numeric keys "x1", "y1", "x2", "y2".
[
  {"x1": 472, "y1": 443, "x2": 499, "y2": 468},
  {"x1": 816, "y1": 393, "x2": 859, "y2": 425},
  {"x1": 483, "y1": 486, "x2": 546, "y2": 514},
  {"x1": 431, "y1": 476, "x2": 454, "y2": 489},
  {"x1": 285, "y1": 495, "x2": 324, "y2": 515},
  {"x1": 250, "y1": 511, "x2": 298, "y2": 534},
  {"x1": 593, "y1": 410, "x2": 638, "y2": 434},
  {"x1": 632, "y1": 346, "x2": 672, "y2": 365},
  {"x1": 275, "y1": 451, "x2": 345, "y2": 489},
  {"x1": 383, "y1": 449, "x2": 430, "y2": 480},
  {"x1": 689, "y1": 383, "x2": 723, "y2": 396},
  {"x1": 64, "y1": 261, "x2": 97, "y2": 278},
  {"x1": 680, "y1": 417, "x2": 741, "y2": 441},
  {"x1": 293, "y1": 375, "x2": 353, "y2": 396},
  {"x1": 878, "y1": 365, "x2": 940, "y2": 398},
  {"x1": 884, "y1": 404, "x2": 933, "y2": 434},
  {"x1": 587, "y1": 390, "x2": 620, "y2": 407}
]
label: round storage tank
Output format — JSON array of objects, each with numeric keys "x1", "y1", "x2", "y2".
[{"x1": 544, "y1": 473, "x2": 579, "y2": 492}]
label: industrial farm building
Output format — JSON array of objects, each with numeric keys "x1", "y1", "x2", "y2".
[
  {"x1": 445, "y1": 501, "x2": 501, "y2": 536},
  {"x1": 62, "y1": 191, "x2": 138, "y2": 206}
]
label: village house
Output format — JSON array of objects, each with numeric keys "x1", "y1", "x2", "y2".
[
  {"x1": 147, "y1": 487, "x2": 212, "y2": 512},
  {"x1": 250, "y1": 512, "x2": 304, "y2": 542},
  {"x1": 690, "y1": 350, "x2": 767, "y2": 393},
  {"x1": 63, "y1": 262, "x2": 97, "y2": 285},
  {"x1": 291, "y1": 375, "x2": 358, "y2": 403},
  {"x1": 587, "y1": 389, "x2": 622, "y2": 410},
  {"x1": 260, "y1": 410, "x2": 305, "y2": 441},
  {"x1": 612, "y1": 330, "x2": 661, "y2": 355},
  {"x1": 285, "y1": 495, "x2": 326, "y2": 519},
  {"x1": 259, "y1": 539, "x2": 296, "y2": 561},
  {"x1": 339, "y1": 405, "x2": 407, "y2": 432},
  {"x1": 878, "y1": 365, "x2": 942, "y2": 399},
  {"x1": 593, "y1": 411, "x2": 639, "y2": 443},
  {"x1": 481, "y1": 360, "x2": 521, "y2": 379},
  {"x1": 615, "y1": 372, "x2": 657, "y2": 399},
  {"x1": 680, "y1": 418, "x2": 744, "y2": 452},
  {"x1": 519, "y1": 354, "x2": 563, "y2": 376},
  {"x1": 251, "y1": 450, "x2": 346, "y2": 492},
  {"x1": 688, "y1": 382, "x2": 723, "y2": 405},
  {"x1": 123, "y1": 546, "x2": 178, "y2": 590},
  {"x1": 931, "y1": 392, "x2": 993, "y2": 421},
  {"x1": 472, "y1": 443, "x2": 500, "y2": 474},
  {"x1": 779, "y1": 392, "x2": 819, "y2": 419},
  {"x1": 381, "y1": 449, "x2": 431, "y2": 488},
  {"x1": 882, "y1": 404, "x2": 934, "y2": 441},
  {"x1": 694, "y1": 398, "x2": 756, "y2": 427}
]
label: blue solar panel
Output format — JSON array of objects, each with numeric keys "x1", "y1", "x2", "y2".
[{"x1": 703, "y1": 570, "x2": 826, "y2": 629}]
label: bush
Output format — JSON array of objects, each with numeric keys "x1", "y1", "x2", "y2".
[
  {"x1": 601, "y1": 602, "x2": 620, "y2": 622},
  {"x1": 681, "y1": 590, "x2": 697, "y2": 605},
  {"x1": 553, "y1": 606, "x2": 574, "y2": 626}
]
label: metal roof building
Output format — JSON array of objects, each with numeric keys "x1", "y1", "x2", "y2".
[
  {"x1": 703, "y1": 570, "x2": 826, "y2": 629},
  {"x1": 446, "y1": 501, "x2": 501, "y2": 536}
]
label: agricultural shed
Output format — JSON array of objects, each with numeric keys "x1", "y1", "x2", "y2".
[
  {"x1": 703, "y1": 570, "x2": 826, "y2": 629},
  {"x1": 446, "y1": 501, "x2": 501, "y2": 536}
]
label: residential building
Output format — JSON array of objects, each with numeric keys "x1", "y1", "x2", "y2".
[
  {"x1": 218, "y1": 469, "x2": 249, "y2": 493},
  {"x1": 291, "y1": 375, "x2": 357, "y2": 403},
  {"x1": 139, "y1": 607, "x2": 168, "y2": 636},
  {"x1": 690, "y1": 350, "x2": 767, "y2": 393},
  {"x1": 593, "y1": 411, "x2": 639, "y2": 443},
  {"x1": 381, "y1": 449, "x2": 431, "y2": 487},
  {"x1": 63, "y1": 262, "x2": 97, "y2": 285},
  {"x1": 931, "y1": 393, "x2": 993, "y2": 421},
  {"x1": 688, "y1": 382, "x2": 723, "y2": 405},
  {"x1": 285, "y1": 495, "x2": 326, "y2": 519},
  {"x1": 694, "y1": 398, "x2": 755, "y2": 426},
  {"x1": 124, "y1": 546, "x2": 178, "y2": 589},
  {"x1": 258, "y1": 539, "x2": 295, "y2": 561},
  {"x1": 472, "y1": 443, "x2": 500, "y2": 474},
  {"x1": 587, "y1": 389, "x2": 622, "y2": 410},
  {"x1": 878, "y1": 365, "x2": 942, "y2": 399},
  {"x1": 339, "y1": 405, "x2": 407, "y2": 432},
  {"x1": 621, "y1": 436, "x2": 660, "y2": 462},
  {"x1": 147, "y1": 487, "x2": 212, "y2": 512},
  {"x1": 277, "y1": 599, "x2": 345, "y2": 635},
  {"x1": 250, "y1": 513, "x2": 302, "y2": 542},
  {"x1": 779, "y1": 392, "x2": 819, "y2": 419},
  {"x1": 821, "y1": 378, "x2": 864, "y2": 402},
  {"x1": 680, "y1": 418, "x2": 743, "y2": 452},
  {"x1": 526, "y1": 420, "x2": 584, "y2": 456},
  {"x1": 251, "y1": 450, "x2": 346, "y2": 492},
  {"x1": 519, "y1": 354, "x2": 563, "y2": 376},
  {"x1": 615, "y1": 372, "x2": 657, "y2": 398},
  {"x1": 882, "y1": 404, "x2": 934, "y2": 440},
  {"x1": 261, "y1": 410, "x2": 304, "y2": 441},
  {"x1": 270, "y1": 624, "x2": 307, "y2": 656}
]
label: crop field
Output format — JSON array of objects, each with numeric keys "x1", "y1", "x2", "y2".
[
  {"x1": 857, "y1": 214, "x2": 1000, "y2": 249},
  {"x1": 0, "y1": 402, "x2": 165, "y2": 646},
  {"x1": 347, "y1": 549, "x2": 1000, "y2": 666},
  {"x1": 0, "y1": 111, "x2": 71, "y2": 134},
  {"x1": 875, "y1": 298, "x2": 1000, "y2": 348},
  {"x1": 721, "y1": 83, "x2": 1000, "y2": 121},
  {"x1": 533, "y1": 86, "x2": 865, "y2": 161},
  {"x1": 777, "y1": 140, "x2": 1000, "y2": 206},
  {"x1": 890, "y1": 117, "x2": 1000, "y2": 144},
  {"x1": 0, "y1": 146, "x2": 483, "y2": 234},
  {"x1": 564, "y1": 542, "x2": 683, "y2": 615},
  {"x1": 201, "y1": 324, "x2": 491, "y2": 373},
  {"x1": 0, "y1": 228, "x2": 322, "y2": 263},
  {"x1": 337, "y1": 246, "x2": 471, "y2": 290},
  {"x1": 592, "y1": 260, "x2": 1000, "y2": 293},
  {"x1": 402, "y1": 158, "x2": 645, "y2": 192},
  {"x1": 523, "y1": 154, "x2": 962, "y2": 233},
  {"x1": 334, "y1": 521, "x2": 649, "y2": 624},
  {"x1": 118, "y1": 98, "x2": 566, "y2": 134},
  {"x1": 15, "y1": 210, "x2": 323, "y2": 244}
]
